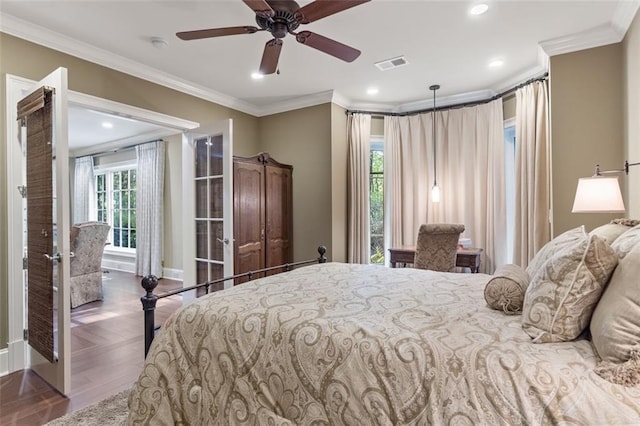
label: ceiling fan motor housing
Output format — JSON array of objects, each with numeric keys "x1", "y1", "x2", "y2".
[{"x1": 256, "y1": 0, "x2": 301, "y2": 38}]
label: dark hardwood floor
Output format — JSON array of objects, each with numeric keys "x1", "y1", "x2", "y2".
[{"x1": 0, "y1": 270, "x2": 184, "y2": 425}]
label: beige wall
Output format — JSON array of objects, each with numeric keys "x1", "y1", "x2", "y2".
[
  {"x1": 550, "y1": 43, "x2": 624, "y2": 235},
  {"x1": 503, "y1": 95, "x2": 516, "y2": 120},
  {"x1": 623, "y1": 10, "x2": 640, "y2": 217},
  {"x1": 371, "y1": 116, "x2": 384, "y2": 135},
  {"x1": 258, "y1": 104, "x2": 334, "y2": 262}
]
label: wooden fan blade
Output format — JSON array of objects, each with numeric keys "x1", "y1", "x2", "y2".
[
  {"x1": 177, "y1": 26, "x2": 260, "y2": 40},
  {"x1": 296, "y1": 0, "x2": 370, "y2": 24},
  {"x1": 259, "y1": 39, "x2": 283, "y2": 75},
  {"x1": 295, "y1": 31, "x2": 361, "y2": 62},
  {"x1": 242, "y1": 0, "x2": 275, "y2": 17}
]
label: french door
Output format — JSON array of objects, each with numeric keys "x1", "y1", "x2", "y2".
[
  {"x1": 182, "y1": 120, "x2": 234, "y2": 297},
  {"x1": 17, "y1": 68, "x2": 71, "y2": 394}
]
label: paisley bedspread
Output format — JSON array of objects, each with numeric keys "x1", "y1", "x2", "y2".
[{"x1": 128, "y1": 263, "x2": 640, "y2": 425}]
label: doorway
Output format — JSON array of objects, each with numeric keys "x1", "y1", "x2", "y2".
[{"x1": 4, "y1": 72, "x2": 199, "y2": 379}]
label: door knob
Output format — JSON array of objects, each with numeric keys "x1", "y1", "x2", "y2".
[{"x1": 216, "y1": 238, "x2": 229, "y2": 245}]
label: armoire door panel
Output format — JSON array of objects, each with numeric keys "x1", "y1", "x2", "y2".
[{"x1": 234, "y1": 152, "x2": 292, "y2": 282}]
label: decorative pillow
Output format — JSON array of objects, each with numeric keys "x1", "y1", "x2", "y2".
[
  {"x1": 525, "y1": 226, "x2": 586, "y2": 278},
  {"x1": 589, "y1": 223, "x2": 632, "y2": 244},
  {"x1": 590, "y1": 240, "x2": 640, "y2": 365},
  {"x1": 610, "y1": 218, "x2": 640, "y2": 227},
  {"x1": 610, "y1": 224, "x2": 640, "y2": 259},
  {"x1": 484, "y1": 264, "x2": 529, "y2": 314},
  {"x1": 593, "y1": 346, "x2": 640, "y2": 386},
  {"x1": 521, "y1": 231, "x2": 618, "y2": 343}
]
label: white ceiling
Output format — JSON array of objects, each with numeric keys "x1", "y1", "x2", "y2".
[{"x1": 2, "y1": 0, "x2": 639, "y2": 121}]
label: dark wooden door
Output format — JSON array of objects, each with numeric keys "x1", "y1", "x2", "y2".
[
  {"x1": 233, "y1": 157, "x2": 265, "y2": 283},
  {"x1": 264, "y1": 161, "x2": 293, "y2": 270}
]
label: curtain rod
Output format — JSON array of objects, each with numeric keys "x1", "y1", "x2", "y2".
[
  {"x1": 78, "y1": 139, "x2": 163, "y2": 159},
  {"x1": 347, "y1": 72, "x2": 549, "y2": 117}
]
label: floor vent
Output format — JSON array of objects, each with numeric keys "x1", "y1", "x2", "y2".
[{"x1": 374, "y1": 56, "x2": 409, "y2": 71}]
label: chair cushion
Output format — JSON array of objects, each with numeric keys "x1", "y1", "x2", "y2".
[
  {"x1": 484, "y1": 264, "x2": 529, "y2": 314},
  {"x1": 610, "y1": 224, "x2": 640, "y2": 259},
  {"x1": 521, "y1": 230, "x2": 618, "y2": 343}
]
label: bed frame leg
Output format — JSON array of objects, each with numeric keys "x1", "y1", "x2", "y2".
[{"x1": 141, "y1": 275, "x2": 159, "y2": 358}]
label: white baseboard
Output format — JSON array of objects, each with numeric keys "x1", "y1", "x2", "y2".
[
  {"x1": 103, "y1": 258, "x2": 183, "y2": 281},
  {"x1": 162, "y1": 268, "x2": 183, "y2": 281},
  {"x1": 0, "y1": 348, "x2": 8, "y2": 376},
  {"x1": 0, "y1": 339, "x2": 25, "y2": 377},
  {"x1": 102, "y1": 259, "x2": 135, "y2": 273}
]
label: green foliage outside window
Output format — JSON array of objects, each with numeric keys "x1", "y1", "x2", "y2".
[{"x1": 370, "y1": 149, "x2": 384, "y2": 264}]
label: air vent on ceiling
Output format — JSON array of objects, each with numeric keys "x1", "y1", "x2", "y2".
[{"x1": 374, "y1": 56, "x2": 409, "y2": 71}]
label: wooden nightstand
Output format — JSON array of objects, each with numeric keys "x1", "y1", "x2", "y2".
[{"x1": 388, "y1": 246, "x2": 483, "y2": 273}]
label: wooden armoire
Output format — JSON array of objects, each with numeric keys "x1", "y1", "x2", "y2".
[{"x1": 233, "y1": 152, "x2": 293, "y2": 283}]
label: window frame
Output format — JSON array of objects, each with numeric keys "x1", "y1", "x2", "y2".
[
  {"x1": 93, "y1": 159, "x2": 137, "y2": 255},
  {"x1": 369, "y1": 136, "x2": 385, "y2": 264}
]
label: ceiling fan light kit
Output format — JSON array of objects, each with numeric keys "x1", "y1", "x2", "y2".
[{"x1": 176, "y1": 0, "x2": 371, "y2": 75}]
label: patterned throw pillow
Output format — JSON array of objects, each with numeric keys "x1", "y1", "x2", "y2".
[
  {"x1": 525, "y1": 226, "x2": 586, "y2": 278},
  {"x1": 484, "y1": 264, "x2": 529, "y2": 314},
  {"x1": 521, "y1": 231, "x2": 618, "y2": 343}
]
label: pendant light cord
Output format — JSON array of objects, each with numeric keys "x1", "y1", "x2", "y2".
[{"x1": 429, "y1": 84, "x2": 440, "y2": 187}]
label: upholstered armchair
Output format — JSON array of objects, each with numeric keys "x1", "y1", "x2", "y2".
[
  {"x1": 414, "y1": 224, "x2": 465, "y2": 272},
  {"x1": 69, "y1": 221, "x2": 110, "y2": 308}
]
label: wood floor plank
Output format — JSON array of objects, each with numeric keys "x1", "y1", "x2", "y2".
[{"x1": 0, "y1": 270, "x2": 184, "y2": 425}]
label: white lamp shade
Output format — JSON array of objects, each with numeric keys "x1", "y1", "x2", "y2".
[
  {"x1": 572, "y1": 176, "x2": 625, "y2": 213},
  {"x1": 431, "y1": 184, "x2": 441, "y2": 203}
]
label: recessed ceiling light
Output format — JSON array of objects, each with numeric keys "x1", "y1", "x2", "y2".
[
  {"x1": 102, "y1": 122, "x2": 113, "y2": 129},
  {"x1": 488, "y1": 59, "x2": 504, "y2": 68},
  {"x1": 367, "y1": 87, "x2": 379, "y2": 95},
  {"x1": 251, "y1": 72, "x2": 264, "y2": 80},
  {"x1": 470, "y1": 3, "x2": 489, "y2": 15}
]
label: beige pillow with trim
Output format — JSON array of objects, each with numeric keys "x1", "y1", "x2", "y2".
[
  {"x1": 522, "y1": 231, "x2": 618, "y2": 343},
  {"x1": 484, "y1": 264, "x2": 529, "y2": 314},
  {"x1": 589, "y1": 223, "x2": 632, "y2": 244},
  {"x1": 525, "y1": 226, "x2": 585, "y2": 279},
  {"x1": 591, "y1": 241, "x2": 640, "y2": 363},
  {"x1": 610, "y1": 224, "x2": 640, "y2": 259}
]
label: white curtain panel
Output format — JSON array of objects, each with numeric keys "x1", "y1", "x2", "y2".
[
  {"x1": 513, "y1": 80, "x2": 550, "y2": 267},
  {"x1": 385, "y1": 100, "x2": 506, "y2": 273},
  {"x1": 348, "y1": 113, "x2": 372, "y2": 264},
  {"x1": 73, "y1": 156, "x2": 95, "y2": 224},
  {"x1": 135, "y1": 141, "x2": 165, "y2": 277}
]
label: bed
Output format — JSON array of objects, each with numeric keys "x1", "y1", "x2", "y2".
[{"x1": 128, "y1": 226, "x2": 640, "y2": 425}]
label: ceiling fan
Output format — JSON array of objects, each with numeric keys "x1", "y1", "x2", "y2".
[{"x1": 176, "y1": 0, "x2": 371, "y2": 75}]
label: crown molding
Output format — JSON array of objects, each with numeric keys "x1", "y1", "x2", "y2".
[
  {"x1": 0, "y1": 12, "x2": 260, "y2": 116},
  {"x1": 540, "y1": 0, "x2": 640, "y2": 57},
  {"x1": 612, "y1": 0, "x2": 640, "y2": 36},
  {"x1": 252, "y1": 90, "x2": 335, "y2": 116},
  {"x1": 3, "y1": 2, "x2": 638, "y2": 118}
]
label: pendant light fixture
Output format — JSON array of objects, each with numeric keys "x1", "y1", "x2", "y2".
[{"x1": 430, "y1": 84, "x2": 441, "y2": 203}]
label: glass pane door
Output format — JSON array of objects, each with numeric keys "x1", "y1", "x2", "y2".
[{"x1": 194, "y1": 135, "x2": 224, "y2": 287}]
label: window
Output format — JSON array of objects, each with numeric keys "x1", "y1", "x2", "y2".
[
  {"x1": 96, "y1": 167, "x2": 137, "y2": 250},
  {"x1": 370, "y1": 138, "x2": 384, "y2": 264},
  {"x1": 504, "y1": 121, "x2": 516, "y2": 263}
]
